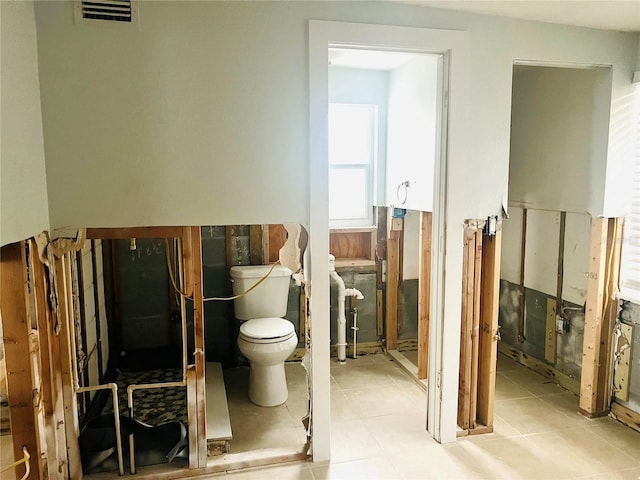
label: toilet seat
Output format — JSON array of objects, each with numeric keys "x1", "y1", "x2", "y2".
[{"x1": 239, "y1": 317, "x2": 296, "y2": 344}]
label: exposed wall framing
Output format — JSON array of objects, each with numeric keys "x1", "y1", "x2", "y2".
[
  {"x1": 457, "y1": 220, "x2": 502, "y2": 435},
  {"x1": 579, "y1": 217, "x2": 623, "y2": 417}
]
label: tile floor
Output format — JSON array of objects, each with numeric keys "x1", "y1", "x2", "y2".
[{"x1": 215, "y1": 352, "x2": 639, "y2": 479}]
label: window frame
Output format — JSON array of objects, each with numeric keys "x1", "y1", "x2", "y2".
[{"x1": 328, "y1": 102, "x2": 378, "y2": 229}]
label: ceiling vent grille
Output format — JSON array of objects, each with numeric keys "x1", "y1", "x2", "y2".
[{"x1": 75, "y1": 1, "x2": 138, "y2": 24}]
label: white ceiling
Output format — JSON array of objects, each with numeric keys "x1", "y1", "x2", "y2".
[{"x1": 396, "y1": 1, "x2": 640, "y2": 32}]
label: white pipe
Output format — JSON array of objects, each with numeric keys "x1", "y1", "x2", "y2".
[
  {"x1": 329, "y1": 270, "x2": 364, "y2": 363},
  {"x1": 351, "y1": 308, "x2": 359, "y2": 359},
  {"x1": 63, "y1": 253, "x2": 125, "y2": 475}
]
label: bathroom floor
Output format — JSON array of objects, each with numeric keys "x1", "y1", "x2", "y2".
[{"x1": 216, "y1": 352, "x2": 640, "y2": 480}]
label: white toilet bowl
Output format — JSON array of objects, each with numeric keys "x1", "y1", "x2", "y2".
[{"x1": 237, "y1": 317, "x2": 298, "y2": 407}]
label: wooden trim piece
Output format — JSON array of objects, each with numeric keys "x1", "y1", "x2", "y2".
[
  {"x1": 477, "y1": 226, "x2": 502, "y2": 428},
  {"x1": 417, "y1": 212, "x2": 432, "y2": 380},
  {"x1": 610, "y1": 402, "x2": 640, "y2": 434},
  {"x1": 86, "y1": 226, "x2": 184, "y2": 240},
  {"x1": 498, "y1": 343, "x2": 580, "y2": 395},
  {"x1": 1, "y1": 242, "x2": 41, "y2": 479},
  {"x1": 191, "y1": 227, "x2": 207, "y2": 467},
  {"x1": 579, "y1": 217, "x2": 608, "y2": 415}
]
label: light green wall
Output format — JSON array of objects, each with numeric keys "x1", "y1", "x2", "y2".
[
  {"x1": 1, "y1": 2, "x2": 50, "y2": 246},
  {"x1": 30, "y1": 1, "x2": 638, "y2": 232}
]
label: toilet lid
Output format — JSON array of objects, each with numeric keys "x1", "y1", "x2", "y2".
[{"x1": 240, "y1": 317, "x2": 295, "y2": 340}]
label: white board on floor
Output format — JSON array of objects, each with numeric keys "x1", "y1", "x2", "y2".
[{"x1": 205, "y1": 362, "x2": 232, "y2": 441}]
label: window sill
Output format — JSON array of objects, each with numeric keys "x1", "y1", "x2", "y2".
[{"x1": 330, "y1": 226, "x2": 377, "y2": 234}]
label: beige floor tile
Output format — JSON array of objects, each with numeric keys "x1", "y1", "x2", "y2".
[
  {"x1": 229, "y1": 424, "x2": 307, "y2": 453},
  {"x1": 389, "y1": 443, "x2": 483, "y2": 479},
  {"x1": 225, "y1": 461, "x2": 314, "y2": 480},
  {"x1": 585, "y1": 466, "x2": 640, "y2": 479},
  {"x1": 310, "y1": 456, "x2": 398, "y2": 479},
  {"x1": 330, "y1": 389, "x2": 361, "y2": 422},
  {"x1": 343, "y1": 382, "x2": 426, "y2": 418},
  {"x1": 494, "y1": 396, "x2": 579, "y2": 434},
  {"x1": 587, "y1": 421, "x2": 640, "y2": 459},
  {"x1": 362, "y1": 412, "x2": 435, "y2": 453},
  {"x1": 524, "y1": 427, "x2": 639, "y2": 477},
  {"x1": 495, "y1": 373, "x2": 535, "y2": 401},
  {"x1": 330, "y1": 363, "x2": 400, "y2": 390},
  {"x1": 329, "y1": 417, "x2": 383, "y2": 463}
]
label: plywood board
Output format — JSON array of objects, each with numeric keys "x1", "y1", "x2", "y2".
[
  {"x1": 523, "y1": 210, "x2": 560, "y2": 296},
  {"x1": 612, "y1": 323, "x2": 633, "y2": 402},
  {"x1": 386, "y1": 234, "x2": 400, "y2": 350},
  {"x1": 417, "y1": 211, "x2": 432, "y2": 380}
]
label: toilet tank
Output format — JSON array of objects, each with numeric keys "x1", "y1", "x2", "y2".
[{"x1": 229, "y1": 265, "x2": 292, "y2": 320}]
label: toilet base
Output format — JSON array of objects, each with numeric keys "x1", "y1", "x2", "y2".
[{"x1": 248, "y1": 363, "x2": 289, "y2": 407}]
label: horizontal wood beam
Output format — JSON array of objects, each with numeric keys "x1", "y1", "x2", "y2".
[{"x1": 86, "y1": 226, "x2": 184, "y2": 240}]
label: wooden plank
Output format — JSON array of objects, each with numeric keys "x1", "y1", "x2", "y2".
[
  {"x1": 56, "y1": 253, "x2": 83, "y2": 479},
  {"x1": 205, "y1": 362, "x2": 232, "y2": 441},
  {"x1": 86, "y1": 226, "x2": 183, "y2": 240},
  {"x1": 498, "y1": 343, "x2": 581, "y2": 395},
  {"x1": 191, "y1": 226, "x2": 207, "y2": 467},
  {"x1": 376, "y1": 289, "x2": 383, "y2": 338},
  {"x1": 249, "y1": 225, "x2": 263, "y2": 265},
  {"x1": 477, "y1": 227, "x2": 502, "y2": 428},
  {"x1": 330, "y1": 231, "x2": 374, "y2": 260},
  {"x1": 545, "y1": 299, "x2": 557, "y2": 364},
  {"x1": 30, "y1": 240, "x2": 64, "y2": 479},
  {"x1": 457, "y1": 228, "x2": 474, "y2": 430},
  {"x1": 186, "y1": 366, "x2": 198, "y2": 469},
  {"x1": 596, "y1": 218, "x2": 623, "y2": 412},
  {"x1": 0, "y1": 242, "x2": 41, "y2": 479},
  {"x1": 417, "y1": 212, "x2": 432, "y2": 380},
  {"x1": 386, "y1": 234, "x2": 400, "y2": 351},
  {"x1": 610, "y1": 401, "x2": 640, "y2": 434},
  {"x1": 90, "y1": 241, "x2": 104, "y2": 383},
  {"x1": 181, "y1": 227, "x2": 194, "y2": 299},
  {"x1": 469, "y1": 229, "x2": 483, "y2": 428},
  {"x1": 579, "y1": 217, "x2": 608, "y2": 415}
]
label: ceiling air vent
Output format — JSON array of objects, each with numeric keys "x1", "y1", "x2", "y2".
[{"x1": 75, "y1": 1, "x2": 138, "y2": 24}]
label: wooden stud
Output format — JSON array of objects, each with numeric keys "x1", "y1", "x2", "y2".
[
  {"x1": 417, "y1": 212, "x2": 432, "y2": 380},
  {"x1": 56, "y1": 252, "x2": 83, "y2": 479},
  {"x1": 299, "y1": 288, "x2": 306, "y2": 343},
  {"x1": 186, "y1": 365, "x2": 198, "y2": 469},
  {"x1": 596, "y1": 217, "x2": 623, "y2": 412},
  {"x1": 0, "y1": 242, "x2": 41, "y2": 479},
  {"x1": 30, "y1": 239, "x2": 67, "y2": 479},
  {"x1": 477, "y1": 226, "x2": 502, "y2": 428},
  {"x1": 90, "y1": 240, "x2": 104, "y2": 383},
  {"x1": 376, "y1": 289, "x2": 383, "y2": 338},
  {"x1": 579, "y1": 217, "x2": 608, "y2": 415},
  {"x1": 469, "y1": 229, "x2": 483, "y2": 428},
  {"x1": 191, "y1": 226, "x2": 207, "y2": 467},
  {"x1": 611, "y1": 399, "x2": 640, "y2": 434},
  {"x1": 86, "y1": 226, "x2": 183, "y2": 240},
  {"x1": 457, "y1": 227, "x2": 474, "y2": 430}
]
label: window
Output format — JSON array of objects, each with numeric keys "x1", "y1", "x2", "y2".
[
  {"x1": 620, "y1": 83, "x2": 640, "y2": 304},
  {"x1": 328, "y1": 103, "x2": 377, "y2": 228}
]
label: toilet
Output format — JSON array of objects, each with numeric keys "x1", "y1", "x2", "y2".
[{"x1": 230, "y1": 265, "x2": 297, "y2": 407}]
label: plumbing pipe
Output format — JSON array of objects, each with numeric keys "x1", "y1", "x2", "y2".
[
  {"x1": 351, "y1": 307, "x2": 359, "y2": 359},
  {"x1": 62, "y1": 253, "x2": 125, "y2": 475},
  {"x1": 329, "y1": 268, "x2": 364, "y2": 363}
]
